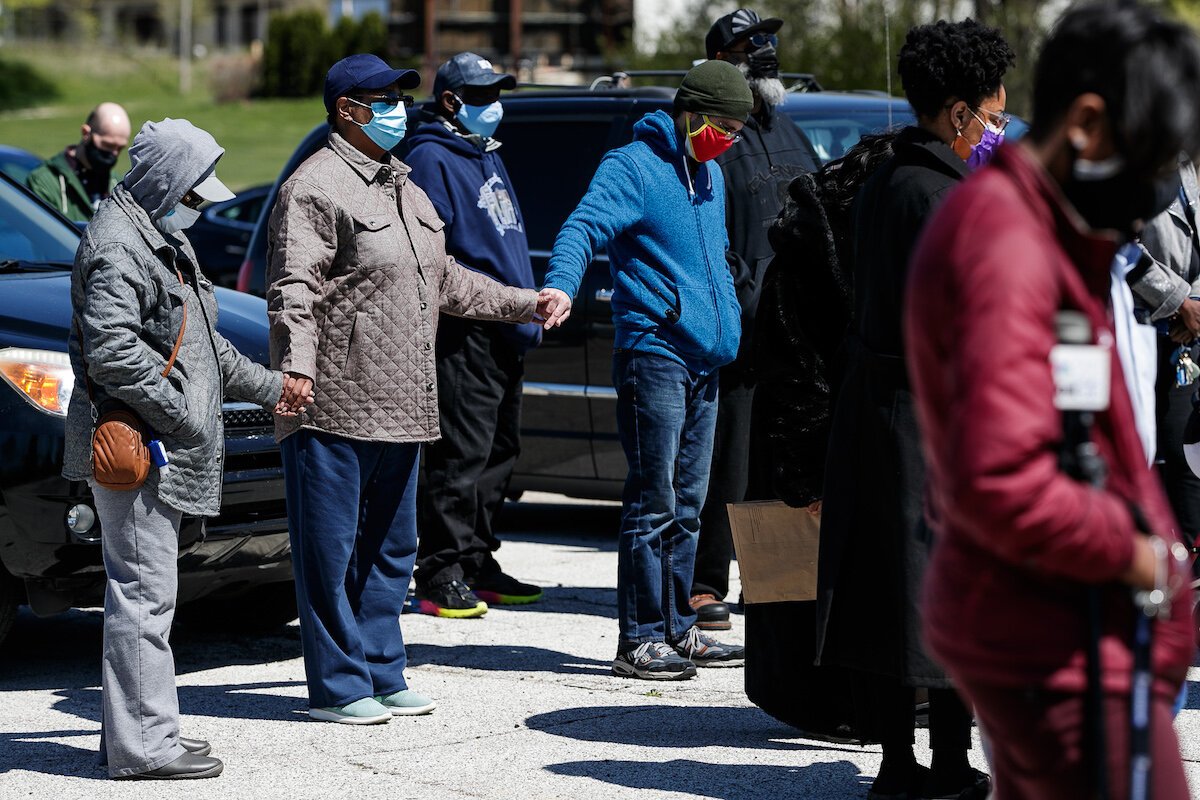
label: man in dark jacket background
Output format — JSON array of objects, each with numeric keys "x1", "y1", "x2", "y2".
[
  {"x1": 691, "y1": 8, "x2": 822, "y2": 630},
  {"x1": 406, "y1": 52, "x2": 545, "y2": 618},
  {"x1": 27, "y1": 102, "x2": 129, "y2": 223}
]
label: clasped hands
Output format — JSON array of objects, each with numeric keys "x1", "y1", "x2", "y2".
[
  {"x1": 535, "y1": 288, "x2": 572, "y2": 330},
  {"x1": 276, "y1": 372, "x2": 315, "y2": 417}
]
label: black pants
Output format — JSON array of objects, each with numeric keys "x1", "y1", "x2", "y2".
[
  {"x1": 1155, "y1": 338, "x2": 1200, "y2": 552},
  {"x1": 693, "y1": 381, "x2": 755, "y2": 600},
  {"x1": 416, "y1": 317, "x2": 524, "y2": 588},
  {"x1": 855, "y1": 673, "x2": 973, "y2": 756}
]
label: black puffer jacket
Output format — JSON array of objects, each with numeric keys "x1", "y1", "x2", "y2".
[{"x1": 753, "y1": 133, "x2": 897, "y2": 506}]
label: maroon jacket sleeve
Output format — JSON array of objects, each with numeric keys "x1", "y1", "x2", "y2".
[{"x1": 911, "y1": 209, "x2": 1136, "y2": 584}]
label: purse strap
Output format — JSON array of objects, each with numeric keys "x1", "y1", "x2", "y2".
[{"x1": 74, "y1": 266, "x2": 190, "y2": 402}]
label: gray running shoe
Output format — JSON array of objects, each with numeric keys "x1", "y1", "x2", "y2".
[
  {"x1": 612, "y1": 641, "x2": 698, "y2": 680},
  {"x1": 671, "y1": 626, "x2": 745, "y2": 667}
]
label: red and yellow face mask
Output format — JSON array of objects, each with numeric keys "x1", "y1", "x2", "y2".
[{"x1": 685, "y1": 114, "x2": 741, "y2": 162}]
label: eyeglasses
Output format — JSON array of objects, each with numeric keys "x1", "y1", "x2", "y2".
[
  {"x1": 350, "y1": 93, "x2": 415, "y2": 109},
  {"x1": 692, "y1": 115, "x2": 743, "y2": 144},
  {"x1": 972, "y1": 107, "x2": 1011, "y2": 133}
]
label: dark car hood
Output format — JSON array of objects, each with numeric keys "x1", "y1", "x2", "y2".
[{"x1": 0, "y1": 271, "x2": 271, "y2": 365}]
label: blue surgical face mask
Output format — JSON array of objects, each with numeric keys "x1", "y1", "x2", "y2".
[
  {"x1": 455, "y1": 96, "x2": 504, "y2": 139},
  {"x1": 348, "y1": 98, "x2": 408, "y2": 151}
]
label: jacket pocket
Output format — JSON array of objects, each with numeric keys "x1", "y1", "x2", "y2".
[
  {"x1": 351, "y1": 213, "x2": 396, "y2": 272},
  {"x1": 345, "y1": 309, "x2": 380, "y2": 383}
]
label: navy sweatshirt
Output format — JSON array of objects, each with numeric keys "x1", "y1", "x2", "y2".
[{"x1": 405, "y1": 121, "x2": 541, "y2": 351}]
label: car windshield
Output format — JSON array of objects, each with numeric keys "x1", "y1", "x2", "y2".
[
  {"x1": 0, "y1": 177, "x2": 80, "y2": 265},
  {"x1": 786, "y1": 108, "x2": 914, "y2": 163}
]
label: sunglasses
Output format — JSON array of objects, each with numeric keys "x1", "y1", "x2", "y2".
[
  {"x1": 350, "y1": 93, "x2": 415, "y2": 109},
  {"x1": 179, "y1": 189, "x2": 204, "y2": 210},
  {"x1": 735, "y1": 32, "x2": 777, "y2": 50}
]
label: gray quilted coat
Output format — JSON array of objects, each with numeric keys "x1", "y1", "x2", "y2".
[
  {"x1": 63, "y1": 119, "x2": 284, "y2": 517},
  {"x1": 266, "y1": 132, "x2": 537, "y2": 444}
]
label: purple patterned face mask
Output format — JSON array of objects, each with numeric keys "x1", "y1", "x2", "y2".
[{"x1": 966, "y1": 111, "x2": 1005, "y2": 170}]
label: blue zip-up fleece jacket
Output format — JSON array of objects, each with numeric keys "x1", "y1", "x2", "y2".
[
  {"x1": 405, "y1": 120, "x2": 541, "y2": 351},
  {"x1": 543, "y1": 110, "x2": 740, "y2": 376}
]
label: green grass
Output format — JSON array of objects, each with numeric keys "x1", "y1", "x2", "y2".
[{"x1": 0, "y1": 44, "x2": 324, "y2": 191}]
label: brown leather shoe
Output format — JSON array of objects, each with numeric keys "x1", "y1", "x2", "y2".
[{"x1": 689, "y1": 593, "x2": 732, "y2": 631}]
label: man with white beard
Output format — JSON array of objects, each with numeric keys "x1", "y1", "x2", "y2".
[{"x1": 690, "y1": 8, "x2": 823, "y2": 632}]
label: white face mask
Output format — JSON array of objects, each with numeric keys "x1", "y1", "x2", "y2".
[{"x1": 155, "y1": 203, "x2": 202, "y2": 235}]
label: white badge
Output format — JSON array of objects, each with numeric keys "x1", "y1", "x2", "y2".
[{"x1": 1050, "y1": 344, "x2": 1111, "y2": 411}]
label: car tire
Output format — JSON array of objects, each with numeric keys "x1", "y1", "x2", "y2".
[
  {"x1": 0, "y1": 565, "x2": 22, "y2": 649},
  {"x1": 178, "y1": 581, "x2": 298, "y2": 634}
]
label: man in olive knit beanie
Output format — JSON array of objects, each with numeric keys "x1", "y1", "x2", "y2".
[{"x1": 539, "y1": 60, "x2": 752, "y2": 679}]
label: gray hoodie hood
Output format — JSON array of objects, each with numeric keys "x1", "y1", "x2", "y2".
[{"x1": 123, "y1": 118, "x2": 224, "y2": 221}]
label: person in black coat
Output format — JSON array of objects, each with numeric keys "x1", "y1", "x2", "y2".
[
  {"x1": 816, "y1": 20, "x2": 1014, "y2": 800},
  {"x1": 691, "y1": 7, "x2": 823, "y2": 631}
]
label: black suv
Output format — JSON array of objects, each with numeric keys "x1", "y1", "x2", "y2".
[
  {"x1": 237, "y1": 81, "x2": 915, "y2": 501},
  {"x1": 0, "y1": 171, "x2": 294, "y2": 648}
]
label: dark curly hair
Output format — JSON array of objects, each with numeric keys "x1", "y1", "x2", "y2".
[{"x1": 898, "y1": 19, "x2": 1015, "y2": 119}]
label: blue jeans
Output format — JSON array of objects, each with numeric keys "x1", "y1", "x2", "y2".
[
  {"x1": 281, "y1": 429, "x2": 419, "y2": 709},
  {"x1": 612, "y1": 351, "x2": 719, "y2": 643}
]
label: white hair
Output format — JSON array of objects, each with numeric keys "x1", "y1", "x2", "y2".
[{"x1": 736, "y1": 62, "x2": 787, "y2": 109}]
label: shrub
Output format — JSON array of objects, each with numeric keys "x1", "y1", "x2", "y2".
[
  {"x1": 0, "y1": 55, "x2": 59, "y2": 112},
  {"x1": 260, "y1": 10, "x2": 391, "y2": 99},
  {"x1": 209, "y1": 52, "x2": 260, "y2": 104}
]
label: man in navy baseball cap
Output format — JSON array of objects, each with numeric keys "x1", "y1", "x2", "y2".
[
  {"x1": 432, "y1": 52, "x2": 516, "y2": 99},
  {"x1": 323, "y1": 53, "x2": 420, "y2": 115}
]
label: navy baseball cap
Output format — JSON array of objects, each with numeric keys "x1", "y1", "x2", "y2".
[
  {"x1": 433, "y1": 52, "x2": 517, "y2": 98},
  {"x1": 324, "y1": 54, "x2": 420, "y2": 114}
]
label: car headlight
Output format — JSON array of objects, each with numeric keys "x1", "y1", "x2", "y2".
[{"x1": 0, "y1": 348, "x2": 75, "y2": 416}]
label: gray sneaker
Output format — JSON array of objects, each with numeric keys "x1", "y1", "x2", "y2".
[
  {"x1": 612, "y1": 641, "x2": 698, "y2": 680},
  {"x1": 671, "y1": 626, "x2": 745, "y2": 667}
]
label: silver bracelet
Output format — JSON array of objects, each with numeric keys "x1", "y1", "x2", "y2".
[{"x1": 1133, "y1": 535, "x2": 1190, "y2": 620}]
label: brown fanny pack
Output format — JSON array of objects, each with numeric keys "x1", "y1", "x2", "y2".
[{"x1": 79, "y1": 268, "x2": 188, "y2": 491}]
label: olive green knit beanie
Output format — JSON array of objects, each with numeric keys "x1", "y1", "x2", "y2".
[{"x1": 675, "y1": 59, "x2": 754, "y2": 120}]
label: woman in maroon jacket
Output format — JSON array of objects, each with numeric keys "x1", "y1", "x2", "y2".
[{"x1": 906, "y1": 5, "x2": 1200, "y2": 798}]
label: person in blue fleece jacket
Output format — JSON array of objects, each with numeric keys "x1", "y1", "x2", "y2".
[
  {"x1": 540, "y1": 60, "x2": 752, "y2": 680},
  {"x1": 405, "y1": 52, "x2": 545, "y2": 618}
]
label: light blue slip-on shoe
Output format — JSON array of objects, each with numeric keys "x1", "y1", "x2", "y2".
[
  {"x1": 375, "y1": 689, "x2": 437, "y2": 716},
  {"x1": 309, "y1": 697, "x2": 392, "y2": 725}
]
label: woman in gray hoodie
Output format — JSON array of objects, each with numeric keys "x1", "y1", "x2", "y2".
[{"x1": 64, "y1": 118, "x2": 294, "y2": 780}]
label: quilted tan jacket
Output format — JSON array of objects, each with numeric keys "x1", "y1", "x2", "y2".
[{"x1": 266, "y1": 132, "x2": 538, "y2": 443}]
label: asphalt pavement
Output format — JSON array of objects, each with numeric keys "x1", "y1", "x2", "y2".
[{"x1": 2, "y1": 493, "x2": 1199, "y2": 799}]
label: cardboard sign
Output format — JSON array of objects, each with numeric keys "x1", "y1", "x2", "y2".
[{"x1": 727, "y1": 500, "x2": 821, "y2": 604}]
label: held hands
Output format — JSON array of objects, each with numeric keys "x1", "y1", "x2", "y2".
[
  {"x1": 537, "y1": 288, "x2": 572, "y2": 330},
  {"x1": 276, "y1": 371, "x2": 315, "y2": 417},
  {"x1": 1169, "y1": 297, "x2": 1200, "y2": 344}
]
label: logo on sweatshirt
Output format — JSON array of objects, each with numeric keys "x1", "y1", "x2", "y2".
[{"x1": 477, "y1": 173, "x2": 522, "y2": 236}]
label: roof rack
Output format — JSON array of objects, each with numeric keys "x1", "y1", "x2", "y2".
[{"x1": 595, "y1": 70, "x2": 822, "y2": 93}]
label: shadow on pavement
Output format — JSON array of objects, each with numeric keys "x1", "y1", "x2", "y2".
[
  {"x1": 482, "y1": 585, "x2": 617, "y2": 618},
  {"x1": 48, "y1": 681, "x2": 309, "y2": 726},
  {"x1": 0, "y1": 730, "x2": 104, "y2": 780},
  {"x1": 0, "y1": 608, "x2": 302, "y2": 691},
  {"x1": 407, "y1": 642, "x2": 611, "y2": 676},
  {"x1": 546, "y1": 758, "x2": 866, "y2": 800},
  {"x1": 498, "y1": 500, "x2": 621, "y2": 547},
  {"x1": 526, "y1": 704, "x2": 869, "y2": 753},
  {"x1": 1186, "y1": 679, "x2": 1199, "y2": 710}
]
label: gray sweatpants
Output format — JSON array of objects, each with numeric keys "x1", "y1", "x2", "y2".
[{"x1": 92, "y1": 483, "x2": 187, "y2": 778}]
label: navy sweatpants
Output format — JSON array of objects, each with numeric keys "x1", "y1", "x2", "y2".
[{"x1": 282, "y1": 429, "x2": 419, "y2": 709}]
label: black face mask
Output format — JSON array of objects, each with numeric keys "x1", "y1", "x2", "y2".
[
  {"x1": 744, "y1": 44, "x2": 779, "y2": 80},
  {"x1": 84, "y1": 138, "x2": 119, "y2": 172},
  {"x1": 1062, "y1": 154, "x2": 1181, "y2": 237}
]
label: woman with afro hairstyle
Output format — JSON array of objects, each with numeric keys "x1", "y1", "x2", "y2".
[{"x1": 814, "y1": 18, "x2": 1014, "y2": 800}]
